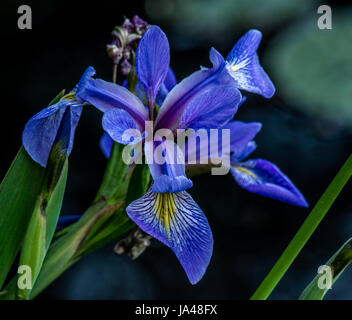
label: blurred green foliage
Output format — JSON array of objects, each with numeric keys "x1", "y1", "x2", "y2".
[
  {"x1": 266, "y1": 9, "x2": 352, "y2": 128},
  {"x1": 145, "y1": 0, "x2": 313, "y2": 48}
]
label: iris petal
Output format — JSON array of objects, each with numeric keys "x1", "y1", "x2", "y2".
[
  {"x1": 100, "y1": 133, "x2": 114, "y2": 159},
  {"x1": 226, "y1": 29, "x2": 275, "y2": 98},
  {"x1": 223, "y1": 121, "x2": 262, "y2": 151},
  {"x1": 146, "y1": 140, "x2": 193, "y2": 193},
  {"x1": 184, "y1": 122, "x2": 260, "y2": 165},
  {"x1": 231, "y1": 141, "x2": 257, "y2": 162},
  {"x1": 155, "y1": 48, "x2": 236, "y2": 131},
  {"x1": 126, "y1": 188, "x2": 213, "y2": 284},
  {"x1": 75, "y1": 74, "x2": 148, "y2": 128},
  {"x1": 22, "y1": 100, "x2": 67, "y2": 167},
  {"x1": 66, "y1": 104, "x2": 83, "y2": 155},
  {"x1": 178, "y1": 84, "x2": 241, "y2": 130},
  {"x1": 231, "y1": 159, "x2": 308, "y2": 207},
  {"x1": 102, "y1": 109, "x2": 143, "y2": 145},
  {"x1": 136, "y1": 25, "x2": 170, "y2": 106},
  {"x1": 163, "y1": 67, "x2": 177, "y2": 91}
]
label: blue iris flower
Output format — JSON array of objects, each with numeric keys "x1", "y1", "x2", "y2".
[
  {"x1": 75, "y1": 25, "x2": 306, "y2": 284},
  {"x1": 22, "y1": 67, "x2": 95, "y2": 167}
]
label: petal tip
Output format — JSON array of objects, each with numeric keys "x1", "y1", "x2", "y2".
[{"x1": 75, "y1": 66, "x2": 96, "y2": 101}]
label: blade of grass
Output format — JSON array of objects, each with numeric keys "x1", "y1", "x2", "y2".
[
  {"x1": 251, "y1": 154, "x2": 352, "y2": 300},
  {"x1": 299, "y1": 237, "x2": 352, "y2": 300}
]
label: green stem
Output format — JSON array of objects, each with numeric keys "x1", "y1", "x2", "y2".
[{"x1": 250, "y1": 154, "x2": 352, "y2": 300}]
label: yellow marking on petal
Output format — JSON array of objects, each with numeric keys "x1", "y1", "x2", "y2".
[
  {"x1": 234, "y1": 166, "x2": 257, "y2": 179},
  {"x1": 154, "y1": 193, "x2": 177, "y2": 238},
  {"x1": 232, "y1": 65, "x2": 239, "y2": 72}
]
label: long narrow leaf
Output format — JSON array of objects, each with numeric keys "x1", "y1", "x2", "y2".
[
  {"x1": 299, "y1": 238, "x2": 352, "y2": 300},
  {"x1": 0, "y1": 90, "x2": 66, "y2": 290},
  {"x1": 17, "y1": 155, "x2": 68, "y2": 299},
  {"x1": 0, "y1": 148, "x2": 45, "y2": 289}
]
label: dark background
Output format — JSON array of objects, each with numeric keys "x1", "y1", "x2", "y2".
[{"x1": 1, "y1": 0, "x2": 351, "y2": 299}]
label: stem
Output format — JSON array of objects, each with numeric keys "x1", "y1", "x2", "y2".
[
  {"x1": 112, "y1": 64, "x2": 117, "y2": 84},
  {"x1": 250, "y1": 154, "x2": 352, "y2": 300}
]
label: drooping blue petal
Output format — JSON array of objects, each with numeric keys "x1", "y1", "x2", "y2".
[
  {"x1": 183, "y1": 122, "x2": 260, "y2": 165},
  {"x1": 231, "y1": 140, "x2": 257, "y2": 162},
  {"x1": 100, "y1": 132, "x2": 114, "y2": 158},
  {"x1": 75, "y1": 70, "x2": 148, "y2": 129},
  {"x1": 223, "y1": 121, "x2": 262, "y2": 151},
  {"x1": 155, "y1": 48, "x2": 236, "y2": 131},
  {"x1": 230, "y1": 159, "x2": 308, "y2": 207},
  {"x1": 102, "y1": 109, "x2": 143, "y2": 145},
  {"x1": 136, "y1": 25, "x2": 170, "y2": 106},
  {"x1": 22, "y1": 99, "x2": 75, "y2": 167},
  {"x1": 126, "y1": 188, "x2": 213, "y2": 284},
  {"x1": 226, "y1": 29, "x2": 275, "y2": 98},
  {"x1": 66, "y1": 104, "x2": 83, "y2": 155}
]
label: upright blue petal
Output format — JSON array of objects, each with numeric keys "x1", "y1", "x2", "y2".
[
  {"x1": 23, "y1": 100, "x2": 68, "y2": 167},
  {"x1": 226, "y1": 29, "x2": 275, "y2": 98},
  {"x1": 75, "y1": 72, "x2": 148, "y2": 129},
  {"x1": 100, "y1": 133, "x2": 114, "y2": 159},
  {"x1": 147, "y1": 140, "x2": 193, "y2": 193},
  {"x1": 155, "y1": 48, "x2": 237, "y2": 131},
  {"x1": 178, "y1": 84, "x2": 241, "y2": 130},
  {"x1": 136, "y1": 25, "x2": 170, "y2": 106},
  {"x1": 126, "y1": 188, "x2": 213, "y2": 284},
  {"x1": 230, "y1": 159, "x2": 308, "y2": 207},
  {"x1": 102, "y1": 109, "x2": 143, "y2": 145}
]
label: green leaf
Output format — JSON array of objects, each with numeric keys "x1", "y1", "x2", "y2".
[
  {"x1": 17, "y1": 153, "x2": 68, "y2": 299},
  {"x1": 0, "y1": 89, "x2": 65, "y2": 291},
  {"x1": 29, "y1": 200, "x2": 123, "y2": 299},
  {"x1": 28, "y1": 164, "x2": 150, "y2": 299},
  {"x1": 0, "y1": 147, "x2": 45, "y2": 289},
  {"x1": 299, "y1": 238, "x2": 352, "y2": 300},
  {"x1": 251, "y1": 154, "x2": 352, "y2": 300}
]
